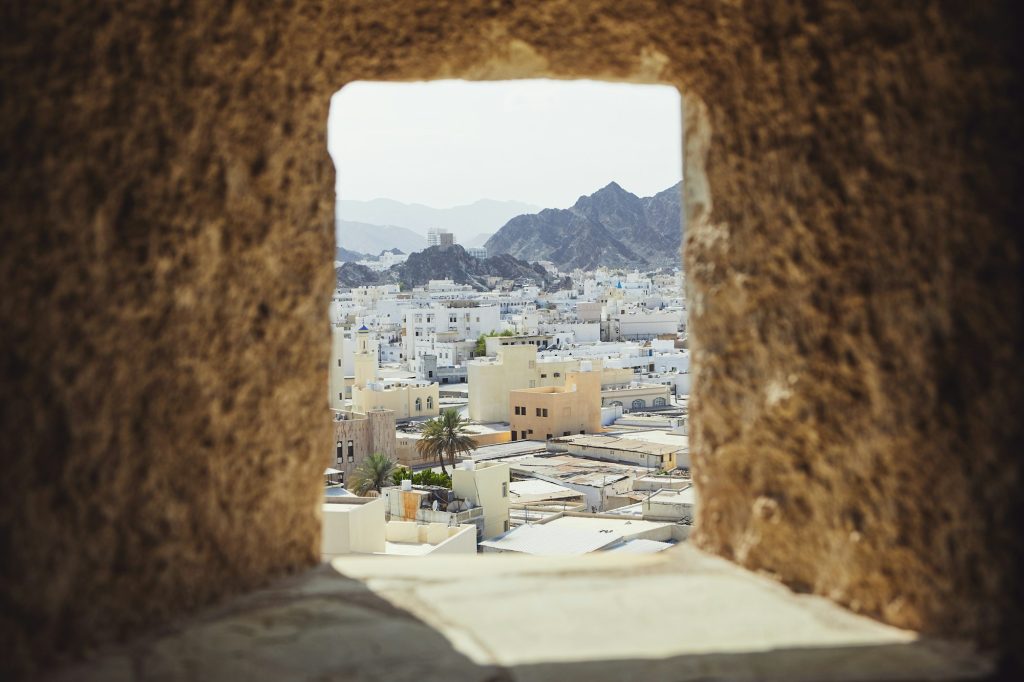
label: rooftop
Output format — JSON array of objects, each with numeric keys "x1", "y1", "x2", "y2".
[
  {"x1": 508, "y1": 479, "x2": 582, "y2": 502},
  {"x1": 605, "y1": 538, "x2": 675, "y2": 554},
  {"x1": 552, "y1": 432, "x2": 686, "y2": 457},
  {"x1": 508, "y1": 453, "x2": 649, "y2": 487},
  {"x1": 480, "y1": 522, "x2": 622, "y2": 555}
]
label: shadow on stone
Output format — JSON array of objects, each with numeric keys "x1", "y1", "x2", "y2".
[{"x1": 41, "y1": 562, "x2": 994, "y2": 682}]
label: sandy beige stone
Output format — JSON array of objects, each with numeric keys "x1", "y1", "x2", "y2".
[{"x1": 1, "y1": 1, "x2": 1020, "y2": 677}]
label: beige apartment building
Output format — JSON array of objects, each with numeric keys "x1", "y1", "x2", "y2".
[
  {"x1": 468, "y1": 344, "x2": 538, "y2": 423},
  {"x1": 509, "y1": 368, "x2": 603, "y2": 442},
  {"x1": 350, "y1": 325, "x2": 439, "y2": 422},
  {"x1": 469, "y1": 344, "x2": 670, "y2": 423}
]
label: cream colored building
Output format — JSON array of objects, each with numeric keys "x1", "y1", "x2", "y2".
[
  {"x1": 453, "y1": 461, "x2": 511, "y2": 539},
  {"x1": 601, "y1": 383, "x2": 671, "y2": 411},
  {"x1": 350, "y1": 326, "x2": 439, "y2": 422},
  {"x1": 395, "y1": 423, "x2": 511, "y2": 469},
  {"x1": 383, "y1": 460, "x2": 510, "y2": 541},
  {"x1": 321, "y1": 496, "x2": 476, "y2": 559},
  {"x1": 468, "y1": 345, "x2": 539, "y2": 423},
  {"x1": 509, "y1": 368, "x2": 603, "y2": 442},
  {"x1": 469, "y1": 344, "x2": 670, "y2": 423}
]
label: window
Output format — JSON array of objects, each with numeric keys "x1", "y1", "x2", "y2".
[
  {"x1": 415, "y1": 398, "x2": 422, "y2": 411},
  {"x1": 347, "y1": 440, "x2": 354, "y2": 463},
  {"x1": 542, "y1": 408, "x2": 549, "y2": 417},
  {"x1": 553, "y1": 372, "x2": 560, "y2": 378},
  {"x1": 536, "y1": 407, "x2": 542, "y2": 417},
  {"x1": 654, "y1": 397, "x2": 667, "y2": 407},
  {"x1": 545, "y1": 434, "x2": 552, "y2": 440},
  {"x1": 521, "y1": 431, "x2": 527, "y2": 440},
  {"x1": 511, "y1": 431, "x2": 517, "y2": 441},
  {"x1": 427, "y1": 396, "x2": 433, "y2": 409},
  {"x1": 337, "y1": 359, "x2": 342, "y2": 367},
  {"x1": 541, "y1": 374, "x2": 547, "y2": 379},
  {"x1": 336, "y1": 441, "x2": 343, "y2": 461},
  {"x1": 563, "y1": 431, "x2": 570, "y2": 437},
  {"x1": 501, "y1": 482, "x2": 508, "y2": 498},
  {"x1": 528, "y1": 429, "x2": 534, "y2": 434},
  {"x1": 632, "y1": 399, "x2": 645, "y2": 409}
]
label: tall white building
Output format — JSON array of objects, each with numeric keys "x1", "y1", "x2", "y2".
[{"x1": 426, "y1": 229, "x2": 454, "y2": 248}]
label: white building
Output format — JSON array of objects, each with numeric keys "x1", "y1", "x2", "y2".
[
  {"x1": 403, "y1": 302, "x2": 501, "y2": 371},
  {"x1": 480, "y1": 514, "x2": 687, "y2": 555},
  {"x1": 321, "y1": 496, "x2": 476, "y2": 558}
]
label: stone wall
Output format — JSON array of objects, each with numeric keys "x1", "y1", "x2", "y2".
[{"x1": 1, "y1": 0, "x2": 1020, "y2": 677}]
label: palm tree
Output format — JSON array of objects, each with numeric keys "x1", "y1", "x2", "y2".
[
  {"x1": 349, "y1": 452, "x2": 398, "y2": 496},
  {"x1": 416, "y1": 408, "x2": 476, "y2": 475}
]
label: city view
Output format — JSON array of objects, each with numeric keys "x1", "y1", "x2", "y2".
[{"x1": 324, "y1": 80, "x2": 692, "y2": 556}]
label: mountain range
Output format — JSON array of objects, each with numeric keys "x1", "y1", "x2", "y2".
[
  {"x1": 336, "y1": 197, "x2": 539, "y2": 247},
  {"x1": 336, "y1": 219, "x2": 424, "y2": 255},
  {"x1": 336, "y1": 245, "x2": 555, "y2": 291},
  {"x1": 484, "y1": 182, "x2": 683, "y2": 271}
]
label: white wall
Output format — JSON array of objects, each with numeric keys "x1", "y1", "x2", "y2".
[{"x1": 321, "y1": 498, "x2": 387, "y2": 559}]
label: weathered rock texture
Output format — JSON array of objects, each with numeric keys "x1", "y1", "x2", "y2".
[{"x1": 1, "y1": 0, "x2": 1020, "y2": 678}]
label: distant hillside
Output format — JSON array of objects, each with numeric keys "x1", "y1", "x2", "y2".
[
  {"x1": 336, "y1": 262, "x2": 380, "y2": 288},
  {"x1": 336, "y1": 198, "x2": 539, "y2": 244},
  {"x1": 335, "y1": 246, "x2": 367, "y2": 263},
  {"x1": 464, "y1": 232, "x2": 493, "y2": 248},
  {"x1": 335, "y1": 245, "x2": 553, "y2": 291},
  {"x1": 484, "y1": 182, "x2": 683, "y2": 270},
  {"x1": 336, "y1": 219, "x2": 424, "y2": 255}
]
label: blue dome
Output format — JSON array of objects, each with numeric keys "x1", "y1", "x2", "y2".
[{"x1": 358, "y1": 325, "x2": 369, "y2": 331}]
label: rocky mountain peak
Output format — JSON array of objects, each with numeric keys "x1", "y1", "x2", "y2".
[{"x1": 485, "y1": 182, "x2": 682, "y2": 270}]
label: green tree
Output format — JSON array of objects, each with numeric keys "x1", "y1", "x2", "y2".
[
  {"x1": 474, "y1": 329, "x2": 516, "y2": 357},
  {"x1": 349, "y1": 452, "x2": 398, "y2": 495},
  {"x1": 392, "y1": 468, "x2": 452, "y2": 488},
  {"x1": 415, "y1": 408, "x2": 476, "y2": 475}
]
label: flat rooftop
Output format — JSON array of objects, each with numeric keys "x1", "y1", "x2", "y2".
[
  {"x1": 508, "y1": 453, "x2": 650, "y2": 487},
  {"x1": 471, "y1": 440, "x2": 549, "y2": 461},
  {"x1": 508, "y1": 479, "x2": 582, "y2": 502},
  {"x1": 553, "y1": 432, "x2": 686, "y2": 456}
]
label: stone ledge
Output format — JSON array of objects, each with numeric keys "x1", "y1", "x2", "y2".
[{"x1": 46, "y1": 547, "x2": 993, "y2": 681}]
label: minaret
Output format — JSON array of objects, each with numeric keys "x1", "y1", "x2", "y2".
[
  {"x1": 353, "y1": 325, "x2": 378, "y2": 389},
  {"x1": 329, "y1": 323, "x2": 346, "y2": 409}
]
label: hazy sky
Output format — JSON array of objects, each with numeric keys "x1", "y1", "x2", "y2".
[{"x1": 328, "y1": 80, "x2": 682, "y2": 209}]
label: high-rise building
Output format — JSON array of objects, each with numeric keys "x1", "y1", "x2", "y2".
[{"x1": 427, "y1": 228, "x2": 454, "y2": 248}]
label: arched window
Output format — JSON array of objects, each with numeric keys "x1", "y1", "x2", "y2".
[
  {"x1": 415, "y1": 397, "x2": 422, "y2": 411},
  {"x1": 653, "y1": 397, "x2": 667, "y2": 407},
  {"x1": 426, "y1": 396, "x2": 433, "y2": 409},
  {"x1": 609, "y1": 401, "x2": 623, "y2": 407},
  {"x1": 631, "y1": 399, "x2": 645, "y2": 410}
]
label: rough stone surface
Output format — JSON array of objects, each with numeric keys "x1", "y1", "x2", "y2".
[
  {"x1": 45, "y1": 552, "x2": 994, "y2": 682},
  {"x1": 1, "y1": 1, "x2": 1021, "y2": 678}
]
